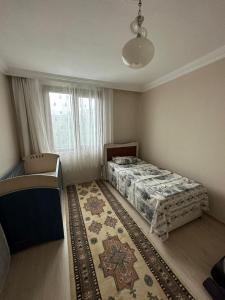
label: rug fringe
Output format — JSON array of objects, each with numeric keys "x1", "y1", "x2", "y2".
[{"x1": 64, "y1": 188, "x2": 76, "y2": 300}]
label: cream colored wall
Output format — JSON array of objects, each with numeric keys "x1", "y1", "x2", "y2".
[
  {"x1": 138, "y1": 58, "x2": 225, "y2": 223},
  {"x1": 0, "y1": 73, "x2": 20, "y2": 177},
  {"x1": 113, "y1": 90, "x2": 140, "y2": 143}
]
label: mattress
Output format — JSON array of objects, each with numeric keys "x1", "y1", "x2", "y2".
[{"x1": 107, "y1": 160, "x2": 209, "y2": 240}]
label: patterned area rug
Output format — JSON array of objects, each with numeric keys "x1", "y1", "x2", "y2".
[{"x1": 66, "y1": 181, "x2": 194, "y2": 300}]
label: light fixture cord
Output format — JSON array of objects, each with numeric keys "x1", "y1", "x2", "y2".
[
  {"x1": 137, "y1": 0, "x2": 144, "y2": 37},
  {"x1": 138, "y1": 0, "x2": 142, "y2": 16}
]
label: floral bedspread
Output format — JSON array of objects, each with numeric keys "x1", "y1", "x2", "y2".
[{"x1": 107, "y1": 160, "x2": 209, "y2": 240}]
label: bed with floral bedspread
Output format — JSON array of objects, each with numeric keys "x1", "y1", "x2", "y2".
[{"x1": 107, "y1": 159, "x2": 209, "y2": 240}]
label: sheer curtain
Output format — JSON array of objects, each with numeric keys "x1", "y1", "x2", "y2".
[
  {"x1": 11, "y1": 77, "x2": 53, "y2": 156},
  {"x1": 43, "y1": 85, "x2": 113, "y2": 184},
  {"x1": 11, "y1": 76, "x2": 113, "y2": 184}
]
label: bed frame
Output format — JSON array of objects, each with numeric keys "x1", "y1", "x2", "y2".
[
  {"x1": 104, "y1": 142, "x2": 202, "y2": 239},
  {"x1": 104, "y1": 142, "x2": 139, "y2": 163}
]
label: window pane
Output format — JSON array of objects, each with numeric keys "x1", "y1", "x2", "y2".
[
  {"x1": 49, "y1": 92, "x2": 97, "y2": 152},
  {"x1": 78, "y1": 97, "x2": 96, "y2": 147},
  {"x1": 49, "y1": 92, "x2": 73, "y2": 151}
]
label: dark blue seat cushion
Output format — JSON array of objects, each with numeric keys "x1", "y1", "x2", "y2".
[{"x1": 0, "y1": 188, "x2": 64, "y2": 253}]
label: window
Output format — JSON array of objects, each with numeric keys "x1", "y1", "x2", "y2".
[{"x1": 49, "y1": 92, "x2": 97, "y2": 152}]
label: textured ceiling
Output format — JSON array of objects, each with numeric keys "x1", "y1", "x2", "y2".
[{"x1": 0, "y1": 0, "x2": 225, "y2": 89}]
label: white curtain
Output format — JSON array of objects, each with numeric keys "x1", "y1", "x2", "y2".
[
  {"x1": 11, "y1": 76, "x2": 113, "y2": 184},
  {"x1": 11, "y1": 77, "x2": 53, "y2": 157},
  {"x1": 43, "y1": 85, "x2": 113, "y2": 184}
]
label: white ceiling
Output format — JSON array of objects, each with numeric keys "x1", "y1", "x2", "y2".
[{"x1": 0, "y1": 0, "x2": 225, "y2": 91}]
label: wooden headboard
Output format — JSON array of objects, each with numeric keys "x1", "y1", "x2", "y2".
[{"x1": 104, "y1": 142, "x2": 138, "y2": 162}]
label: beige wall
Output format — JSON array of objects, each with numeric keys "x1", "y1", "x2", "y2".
[
  {"x1": 138, "y1": 58, "x2": 225, "y2": 223},
  {"x1": 0, "y1": 73, "x2": 20, "y2": 177},
  {"x1": 113, "y1": 89, "x2": 140, "y2": 143}
]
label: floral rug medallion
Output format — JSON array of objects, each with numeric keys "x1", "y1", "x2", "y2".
[
  {"x1": 99, "y1": 235, "x2": 138, "y2": 291},
  {"x1": 88, "y1": 220, "x2": 102, "y2": 235},
  {"x1": 67, "y1": 181, "x2": 194, "y2": 300},
  {"x1": 104, "y1": 216, "x2": 118, "y2": 228},
  {"x1": 84, "y1": 196, "x2": 105, "y2": 216}
]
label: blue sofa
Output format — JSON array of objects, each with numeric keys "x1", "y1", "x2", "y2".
[{"x1": 0, "y1": 153, "x2": 64, "y2": 253}]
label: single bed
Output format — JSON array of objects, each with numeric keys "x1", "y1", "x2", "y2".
[{"x1": 104, "y1": 142, "x2": 209, "y2": 240}]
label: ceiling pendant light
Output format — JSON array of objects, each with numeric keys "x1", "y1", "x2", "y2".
[{"x1": 122, "y1": 0, "x2": 155, "y2": 69}]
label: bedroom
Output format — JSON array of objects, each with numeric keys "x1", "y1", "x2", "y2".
[{"x1": 0, "y1": 0, "x2": 225, "y2": 299}]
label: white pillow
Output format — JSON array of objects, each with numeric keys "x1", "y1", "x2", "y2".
[{"x1": 112, "y1": 156, "x2": 138, "y2": 165}]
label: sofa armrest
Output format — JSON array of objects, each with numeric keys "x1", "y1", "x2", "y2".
[
  {"x1": 55, "y1": 158, "x2": 64, "y2": 190},
  {"x1": 55, "y1": 158, "x2": 60, "y2": 176},
  {"x1": 0, "y1": 175, "x2": 59, "y2": 197}
]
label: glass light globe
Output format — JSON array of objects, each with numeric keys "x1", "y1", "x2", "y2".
[
  {"x1": 137, "y1": 27, "x2": 147, "y2": 38},
  {"x1": 130, "y1": 20, "x2": 147, "y2": 38},
  {"x1": 122, "y1": 36, "x2": 155, "y2": 68},
  {"x1": 130, "y1": 19, "x2": 139, "y2": 34}
]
